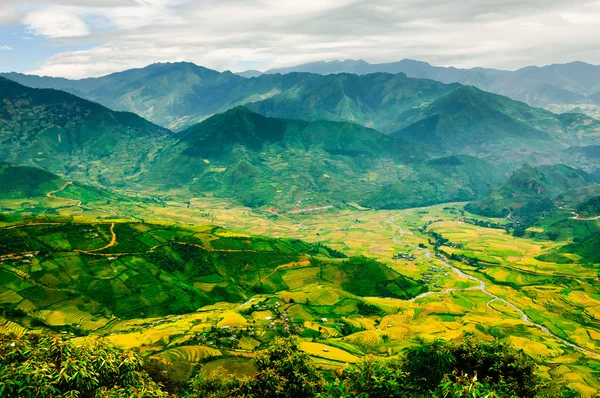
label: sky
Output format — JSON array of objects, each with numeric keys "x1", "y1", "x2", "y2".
[{"x1": 1, "y1": 0, "x2": 600, "y2": 79}]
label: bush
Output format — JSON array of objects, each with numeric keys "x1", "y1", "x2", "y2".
[
  {"x1": 186, "y1": 337, "x2": 323, "y2": 398},
  {"x1": 324, "y1": 356, "x2": 407, "y2": 398},
  {"x1": 0, "y1": 333, "x2": 168, "y2": 397}
]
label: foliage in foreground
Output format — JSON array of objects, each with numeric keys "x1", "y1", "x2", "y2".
[
  {"x1": 0, "y1": 333, "x2": 167, "y2": 397},
  {"x1": 186, "y1": 337, "x2": 543, "y2": 398},
  {"x1": 0, "y1": 333, "x2": 582, "y2": 398}
]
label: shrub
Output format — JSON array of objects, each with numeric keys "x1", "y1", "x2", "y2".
[{"x1": 0, "y1": 333, "x2": 168, "y2": 397}]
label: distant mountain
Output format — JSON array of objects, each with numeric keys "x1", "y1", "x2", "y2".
[
  {"x1": 244, "y1": 72, "x2": 459, "y2": 133},
  {"x1": 145, "y1": 107, "x2": 503, "y2": 210},
  {"x1": 565, "y1": 145, "x2": 600, "y2": 175},
  {"x1": 392, "y1": 86, "x2": 600, "y2": 170},
  {"x1": 236, "y1": 70, "x2": 263, "y2": 78},
  {"x1": 0, "y1": 77, "x2": 171, "y2": 187},
  {"x1": 0, "y1": 63, "x2": 458, "y2": 132},
  {"x1": 266, "y1": 59, "x2": 600, "y2": 117},
  {"x1": 465, "y1": 164, "x2": 598, "y2": 220}
]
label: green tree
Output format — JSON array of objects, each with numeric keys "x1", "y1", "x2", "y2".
[
  {"x1": 251, "y1": 337, "x2": 324, "y2": 398},
  {"x1": 324, "y1": 356, "x2": 407, "y2": 398},
  {"x1": 0, "y1": 333, "x2": 168, "y2": 398},
  {"x1": 402, "y1": 339, "x2": 455, "y2": 391},
  {"x1": 438, "y1": 373, "x2": 498, "y2": 398}
]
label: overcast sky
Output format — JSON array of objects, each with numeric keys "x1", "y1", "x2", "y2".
[{"x1": 1, "y1": 0, "x2": 600, "y2": 79}]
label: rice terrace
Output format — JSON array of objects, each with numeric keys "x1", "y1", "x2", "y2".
[{"x1": 3, "y1": 2, "x2": 600, "y2": 396}]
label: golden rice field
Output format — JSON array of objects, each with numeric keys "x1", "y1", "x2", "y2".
[
  {"x1": 156, "y1": 345, "x2": 222, "y2": 363},
  {"x1": 2, "y1": 197, "x2": 600, "y2": 395},
  {"x1": 299, "y1": 342, "x2": 360, "y2": 363}
]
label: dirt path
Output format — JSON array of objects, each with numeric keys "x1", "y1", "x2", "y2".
[
  {"x1": 46, "y1": 181, "x2": 73, "y2": 199},
  {"x1": 571, "y1": 211, "x2": 600, "y2": 221},
  {"x1": 45, "y1": 181, "x2": 87, "y2": 209},
  {"x1": 75, "y1": 223, "x2": 117, "y2": 253},
  {"x1": 386, "y1": 215, "x2": 600, "y2": 357}
]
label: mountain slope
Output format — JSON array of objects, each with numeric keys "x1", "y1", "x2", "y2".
[
  {"x1": 244, "y1": 72, "x2": 459, "y2": 133},
  {"x1": 0, "y1": 162, "x2": 67, "y2": 199},
  {"x1": 0, "y1": 64, "x2": 458, "y2": 133},
  {"x1": 465, "y1": 164, "x2": 598, "y2": 219},
  {"x1": 265, "y1": 59, "x2": 600, "y2": 116},
  {"x1": 0, "y1": 77, "x2": 172, "y2": 187},
  {"x1": 145, "y1": 107, "x2": 503, "y2": 210},
  {"x1": 0, "y1": 221, "x2": 425, "y2": 323},
  {"x1": 392, "y1": 86, "x2": 600, "y2": 170}
]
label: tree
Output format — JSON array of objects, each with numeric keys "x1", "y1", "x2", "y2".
[
  {"x1": 0, "y1": 333, "x2": 168, "y2": 398},
  {"x1": 402, "y1": 338, "x2": 455, "y2": 391},
  {"x1": 186, "y1": 337, "x2": 323, "y2": 398},
  {"x1": 251, "y1": 337, "x2": 324, "y2": 398},
  {"x1": 324, "y1": 356, "x2": 407, "y2": 398}
]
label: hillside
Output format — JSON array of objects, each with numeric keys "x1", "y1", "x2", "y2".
[
  {"x1": 0, "y1": 221, "x2": 425, "y2": 324},
  {"x1": 244, "y1": 72, "x2": 459, "y2": 133},
  {"x1": 265, "y1": 59, "x2": 600, "y2": 117},
  {"x1": 144, "y1": 107, "x2": 503, "y2": 209},
  {"x1": 0, "y1": 64, "x2": 458, "y2": 132},
  {"x1": 0, "y1": 162, "x2": 66, "y2": 199},
  {"x1": 0, "y1": 78, "x2": 172, "y2": 187},
  {"x1": 392, "y1": 86, "x2": 600, "y2": 170},
  {"x1": 576, "y1": 196, "x2": 600, "y2": 218},
  {"x1": 465, "y1": 164, "x2": 598, "y2": 220}
]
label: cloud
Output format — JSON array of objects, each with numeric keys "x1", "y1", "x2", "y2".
[
  {"x1": 0, "y1": 45, "x2": 13, "y2": 51},
  {"x1": 24, "y1": 7, "x2": 90, "y2": 38},
  {"x1": 8, "y1": 0, "x2": 600, "y2": 78},
  {"x1": 0, "y1": 5, "x2": 21, "y2": 24}
]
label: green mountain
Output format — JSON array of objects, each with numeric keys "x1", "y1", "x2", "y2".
[
  {"x1": 5, "y1": 64, "x2": 600, "y2": 174},
  {"x1": 145, "y1": 107, "x2": 503, "y2": 210},
  {"x1": 244, "y1": 72, "x2": 459, "y2": 133},
  {"x1": 265, "y1": 59, "x2": 600, "y2": 117},
  {"x1": 576, "y1": 196, "x2": 600, "y2": 217},
  {"x1": 0, "y1": 162, "x2": 67, "y2": 200},
  {"x1": 393, "y1": 86, "x2": 600, "y2": 170},
  {"x1": 0, "y1": 221, "x2": 425, "y2": 323},
  {"x1": 0, "y1": 64, "x2": 458, "y2": 132},
  {"x1": 465, "y1": 164, "x2": 598, "y2": 220},
  {"x1": 0, "y1": 77, "x2": 171, "y2": 187}
]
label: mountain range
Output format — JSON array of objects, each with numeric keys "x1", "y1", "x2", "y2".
[
  {"x1": 2, "y1": 61, "x2": 600, "y2": 211},
  {"x1": 0, "y1": 77, "x2": 505, "y2": 210},
  {"x1": 263, "y1": 59, "x2": 600, "y2": 118},
  {"x1": 1, "y1": 63, "x2": 459, "y2": 133},
  {"x1": 0, "y1": 77, "x2": 171, "y2": 187}
]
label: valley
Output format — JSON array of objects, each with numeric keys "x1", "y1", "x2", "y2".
[
  {"x1": 2, "y1": 183, "x2": 600, "y2": 394},
  {"x1": 2, "y1": 54, "x2": 600, "y2": 397}
]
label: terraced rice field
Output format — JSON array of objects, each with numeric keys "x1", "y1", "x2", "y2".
[
  {"x1": 157, "y1": 345, "x2": 222, "y2": 363},
  {"x1": 299, "y1": 342, "x2": 360, "y2": 363}
]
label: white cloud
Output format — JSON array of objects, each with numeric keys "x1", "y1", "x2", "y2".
[
  {"x1": 24, "y1": 7, "x2": 90, "y2": 38},
  {"x1": 0, "y1": 45, "x2": 12, "y2": 51},
  {"x1": 7, "y1": 0, "x2": 600, "y2": 78},
  {"x1": 0, "y1": 5, "x2": 21, "y2": 24}
]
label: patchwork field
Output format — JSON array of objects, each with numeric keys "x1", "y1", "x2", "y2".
[{"x1": 2, "y1": 194, "x2": 600, "y2": 395}]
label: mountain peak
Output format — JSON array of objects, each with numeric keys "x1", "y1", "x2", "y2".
[{"x1": 179, "y1": 107, "x2": 291, "y2": 158}]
